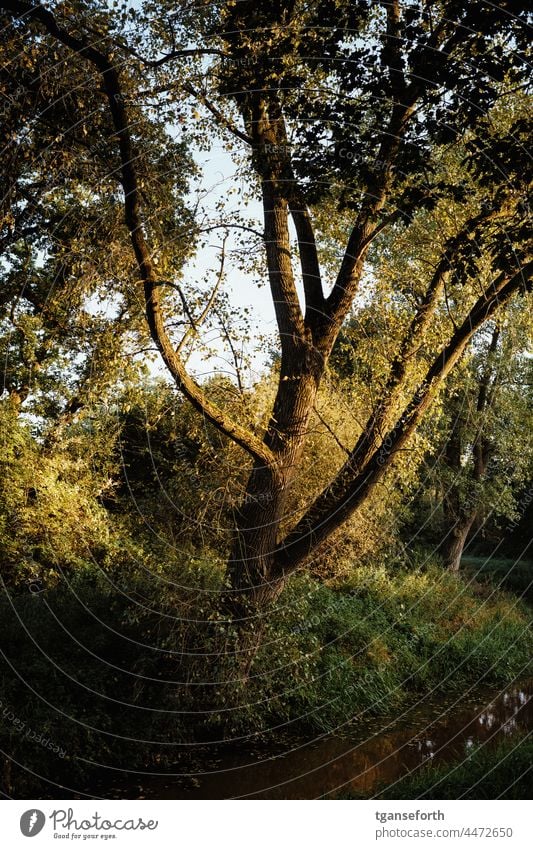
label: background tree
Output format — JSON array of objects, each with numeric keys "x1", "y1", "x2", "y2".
[{"x1": 425, "y1": 319, "x2": 533, "y2": 571}]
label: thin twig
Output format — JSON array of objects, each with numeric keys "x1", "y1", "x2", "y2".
[
  {"x1": 182, "y1": 82, "x2": 253, "y2": 145},
  {"x1": 312, "y1": 404, "x2": 350, "y2": 455},
  {"x1": 176, "y1": 234, "x2": 228, "y2": 354}
]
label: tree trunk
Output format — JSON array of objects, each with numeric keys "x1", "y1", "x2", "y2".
[
  {"x1": 224, "y1": 360, "x2": 322, "y2": 612},
  {"x1": 441, "y1": 511, "x2": 477, "y2": 573},
  {"x1": 217, "y1": 465, "x2": 292, "y2": 684},
  {"x1": 220, "y1": 358, "x2": 323, "y2": 678},
  {"x1": 224, "y1": 463, "x2": 288, "y2": 616},
  {"x1": 439, "y1": 327, "x2": 499, "y2": 573}
]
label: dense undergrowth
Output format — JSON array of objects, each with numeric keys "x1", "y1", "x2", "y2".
[{"x1": 1, "y1": 558, "x2": 531, "y2": 797}]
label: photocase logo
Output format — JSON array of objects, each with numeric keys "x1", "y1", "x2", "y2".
[{"x1": 20, "y1": 810, "x2": 46, "y2": 837}]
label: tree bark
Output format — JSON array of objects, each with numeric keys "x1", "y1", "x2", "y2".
[
  {"x1": 441, "y1": 511, "x2": 477, "y2": 572},
  {"x1": 224, "y1": 361, "x2": 323, "y2": 617}
]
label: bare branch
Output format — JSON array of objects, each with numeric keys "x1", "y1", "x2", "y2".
[
  {"x1": 176, "y1": 235, "x2": 227, "y2": 354},
  {"x1": 216, "y1": 308, "x2": 246, "y2": 398},
  {"x1": 106, "y1": 33, "x2": 228, "y2": 69},
  {"x1": 312, "y1": 405, "x2": 350, "y2": 456},
  {"x1": 183, "y1": 82, "x2": 253, "y2": 145}
]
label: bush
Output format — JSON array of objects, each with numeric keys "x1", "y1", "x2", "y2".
[{"x1": 461, "y1": 556, "x2": 533, "y2": 602}]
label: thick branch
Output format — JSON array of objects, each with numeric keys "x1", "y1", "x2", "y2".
[
  {"x1": 472, "y1": 325, "x2": 500, "y2": 479},
  {"x1": 394, "y1": 209, "x2": 503, "y2": 372},
  {"x1": 323, "y1": 1, "x2": 465, "y2": 340},
  {"x1": 274, "y1": 259, "x2": 533, "y2": 573},
  {"x1": 324, "y1": 99, "x2": 417, "y2": 335},
  {"x1": 288, "y1": 195, "x2": 325, "y2": 335},
  {"x1": 337, "y1": 208, "x2": 508, "y2": 477},
  {"x1": 381, "y1": 0, "x2": 406, "y2": 97},
  {"x1": 261, "y1": 173, "x2": 306, "y2": 352},
  {"x1": 2, "y1": 0, "x2": 275, "y2": 467}
]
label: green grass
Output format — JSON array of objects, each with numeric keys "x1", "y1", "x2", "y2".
[
  {"x1": 233, "y1": 563, "x2": 533, "y2": 734},
  {"x1": 372, "y1": 735, "x2": 533, "y2": 799}
]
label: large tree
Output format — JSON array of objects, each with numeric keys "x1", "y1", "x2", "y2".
[{"x1": 1, "y1": 1, "x2": 531, "y2": 633}]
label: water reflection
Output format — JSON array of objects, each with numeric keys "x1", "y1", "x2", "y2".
[{"x1": 117, "y1": 679, "x2": 533, "y2": 799}]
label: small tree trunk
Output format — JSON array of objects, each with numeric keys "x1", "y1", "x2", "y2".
[{"x1": 441, "y1": 512, "x2": 477, "y2": 572}]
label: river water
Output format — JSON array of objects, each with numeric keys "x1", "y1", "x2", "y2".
[{"x1": 105, "y1": 677, "x2": 531, "y2": 799}]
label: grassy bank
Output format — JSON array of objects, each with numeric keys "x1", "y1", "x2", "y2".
[
  {"x1": 243, "y1": 563, "x2": 533, "y2": 734},
  {"x1": 373, "y1": 735, "x2": 533, "y2": 799},
  {"x1": 1, "y1": 560, "x2": 532, "y2": 796}
]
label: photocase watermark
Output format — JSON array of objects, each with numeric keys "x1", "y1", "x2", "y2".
[
  {"x1": 0, "y1": 85, "x2": 27, "y2": 119},
  {"x1": 291, "y1": 614, "x2": 324, "y2": 634},
  {"x1": 220, "y1": 54, "x2": 259, "y2": 69},
  {"x1": 0, "y1": 698, "x2": 66, "y2": 759},
  {"x1": 258, "y1": 140, "x2": 389, "y2": 173},
  {"x1": 26, "y1": 577, "x2": 46, "y2": 595},
  {"x1": 18, "y1": 808, "x2": 159, "y2": 839},
  {"x1": 212, "y1": 488, "x2": 277, "y2": 508},
  {"x1": 51, "y1": 807, "x2": 158, "y2": 835}
]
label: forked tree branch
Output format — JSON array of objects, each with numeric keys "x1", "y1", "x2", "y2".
[
  {"x1": 342, "y1": 207, "x2": 508, "y2": 473},
  {"x1": 287, "y1": 191, "x2": 326, "y2": 336},
  {"x1": 182, "y1": 82, "x2": 253, "y2": 145},
  {"x1": 322, "y1": 0, "x2": 471, "y2": 343},
  {"x1": 324, "y1": 98, "x2": 417, "y2": 338}
]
